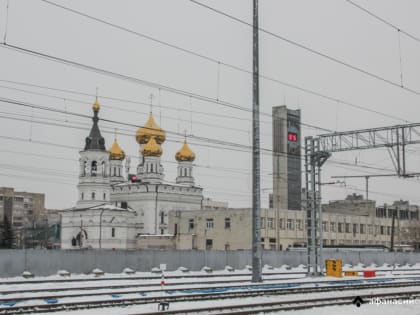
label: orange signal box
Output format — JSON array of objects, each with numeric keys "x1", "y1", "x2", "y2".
[{"x1": 325, "y1": 259, "x2": 342, "y2": 277}]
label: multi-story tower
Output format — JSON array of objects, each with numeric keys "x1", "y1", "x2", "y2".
[
  {"x1": 175, "y1": 137, "x2": 196, "y2": 186},
  {"x1": 76, "y1": 98, "x2": 111, "y2": 208},
  {"x1": 272, "y1": 105, "x2": 301, "y2": 210}
]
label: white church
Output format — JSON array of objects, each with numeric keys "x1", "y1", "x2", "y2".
[{"x1": 60, "y1": 98, "x2": 208, "y2": 250}]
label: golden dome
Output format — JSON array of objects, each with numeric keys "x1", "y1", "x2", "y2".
[
  {"x1": 142, "y1": 137, "x2": 162, "y2": 157},
  {"x1": 92, "y1": 97, "x2": 100, "y2": 112},
  {"x1": 136, "y1": 112, "x2": 165, "y2": 144},
  {"x1": 108, "y1": 138, "x2": 125, "y2": 160},
  {"x1": 175, "y1": 139, "x2": 195, "y2": 162}
]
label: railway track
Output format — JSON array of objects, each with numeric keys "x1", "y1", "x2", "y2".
[
  {"x1": 1, "y1": 267, "x2": 418, "y2": 286},
  {"x1": 128, "y1": 290, "x2": 420, "y2": 315},
  {"x1": 1, "y1": 273, "x2": 419, "y2": 301},
  {"x1": 1, "y1": 278, "x2": 419, "y2": 314}
]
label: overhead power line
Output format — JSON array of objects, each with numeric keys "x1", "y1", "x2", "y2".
[
  {"x1": 188, "y1": 0, "x2": 420, "y2": 97},
  {"x1": 0, "y1": 95, "x2": 409, "y2": 176},
  {"x1": 1, "y1": 120, "x2": 418, "y2": 202},
  {"x1": 0, "y1": 82, "x2": 271, "y2": 136},
  {"x1": 344, "y1": 0, "x2": 420, "y2": 44},
  {"x1": 38, "y1": 0, "x2": 408, "y2": 123},
  {"x1": 0, "y1": 42, "x2": 332, "y2": 133}
]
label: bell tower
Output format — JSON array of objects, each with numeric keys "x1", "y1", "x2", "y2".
[{"x1": 77, "y1": 98, "x2": 111, "y2": 208}]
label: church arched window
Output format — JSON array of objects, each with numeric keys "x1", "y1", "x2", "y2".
[
  {"x1": 82, "y1": 161, "x2": 87, "y2": 176},
  {"x1": 151, "y1": 164, "x2": 154, "y2": 173},
  {"x1": 91, "y1": 161, "x2": 97, "y2": 176},
  {"x1": 92, "y1": 192, "x2": 96, "y2": 200},
  {"x1": 113, "y1": 167, "x2": 116, "y2": 176},
  {"x1": 101, "y1": 161, "x2": 105, "y2": 176},
  {"x1": 103, "y1": 192, "x2": 106, "y2": 200},
  {"x1": 81, "y1": 192, "x2": 84, "y2": 200}
]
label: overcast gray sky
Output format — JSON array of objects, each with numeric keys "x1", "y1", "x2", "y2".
[{"x1": 0, "y1": 0, "x2": 420, "y2": 209}]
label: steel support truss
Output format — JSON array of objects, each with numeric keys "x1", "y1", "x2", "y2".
[{"x1": 305, "y1": 122, "x2": 420, "y2": 276}]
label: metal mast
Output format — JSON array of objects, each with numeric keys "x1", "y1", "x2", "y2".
[
  {"x1": 251, "y1": 0, "x2": 262, "y2": 283},
  {"x1": 306, "y1": 122, "x2": 420, "y2": 274}
]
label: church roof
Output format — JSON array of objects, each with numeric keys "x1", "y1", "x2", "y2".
[
  {"x1": 109, "y1": 138, "x2": 125, "y2": 160},
  {"x1": 84, "y1": 98, "x2": 106, "y2": 151},
  {"x1": 136, "y1": 112, "x2": 166, "y2": 145},
  {"x1": 175, "y1": 138, "x2": 195, "y2": 162}
]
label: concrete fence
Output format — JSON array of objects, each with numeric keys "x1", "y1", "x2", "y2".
[{"x1": 0, "y1": 249, "x2": 419, "y2": 277}]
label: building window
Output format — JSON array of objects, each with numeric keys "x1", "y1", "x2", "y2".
[
  {"x1": 261, "y1": 218, "x2": 265, "y2": 229},
  {"x1": 92, "y1": 192, "x2": 96, "y2": 200},
  {"x1": 91, "y1": 161, "x2": 97, "y2": 176},
  {"x1": 286, "y1": 219, "x2": 294, "y2": 230},
  {"x1": 279, "y1": 219, "x2": 284, "y2": 229},
  {"x1": 330, "y1": 222, "x2": 335, "y2": 232},
  {"x1": 353, "y1": 223, "x2": 358, "y2": 234},
  {"x1": 296, "y1": 219, "x2": 302, "y2": 230},
  {"x1": 225, "y1": 217, "x2": 231, "y2": 229},
  {"x1": 206, "y1": 218, "x2": 214, "y2": 229},
  {"x1": 269, "y1": 238, "x2": 276, "y2": 250},
  {"x1": 111, "y1": 227, "x2": 115, "y2": 238},
  {"x1": 380, "y1": 226, "x2": 385, "y2": 235},
  {"x1": 345, "y1": 223, "x2": 350, "y2": 233},
  {"x1": 360, "y1": 224, "x2": 365, "y2": 234},
  {"x1": 160, "y1": 212, "x2": 165, "y2": 224},
  {"x1": 225, "y1": 244, "x2": 230, "y2": 251},
  {"x1": 387, "y1": 226, "x2": 391, "y2": 235},
  {"x1": 113, "y1": 167, "x2": 116, "y2": 176},
  {"x1": 206, "y1": 239, "x2": 213, "y2": 250},
  {"x1": 267, "y1": 218, "x2": 274, "y2": 229},
  {"x1": 330, "y1": 239, "x2": 335, "y2": 245},
  {"x1": 322, "y1": 221, "x2": 328, "y2": 232},
  {"x1": 81, "y1": 192, "x2": 84, "y2": 200},
  {"x1": 188, "y1": 219, "x2": 195, "y2": 231},
  {"x1": 103, "y1": 193, "x2": 106, "y2": 200},
  {"x1": 101, "y1": 161, "x2": 105, "y2": 176},
  {"x1": 338, "y1": 223, "x2": 343, "y2": 233}
]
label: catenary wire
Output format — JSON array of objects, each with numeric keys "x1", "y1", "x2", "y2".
[
  {"x1": 38, "y1": 0, "x2": 409, "y2": 123},
  {"x1": 0, "y1": 97, "x2": 411, "y2": 176},
  {"x1": 344, "y1": 0, "x2": 420, "y2": 44},
  {"x1": 188, "y1": 0, "x2": 420, "y2": 99}
]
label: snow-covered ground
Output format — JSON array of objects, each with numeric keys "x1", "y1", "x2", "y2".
[
  {"x1": 0, "y1": 263, "x2": 419, "y2": 314},
  {"x1": 269, "y1": 303, "x2": 420, "y2": 315}
]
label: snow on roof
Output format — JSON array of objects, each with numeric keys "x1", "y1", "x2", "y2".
[
  {"x1": 60, "y1": 203, "x2": 135, "y2": 213},
  {"x1": 113, "y1": 181, "x2": 202, "y2": 189}
]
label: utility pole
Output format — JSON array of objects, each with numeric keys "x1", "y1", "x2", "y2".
[
  {"x1": 251, "y1": 0, "x2": 262, "y2": 283},
  {"x1": 390, "y1": 210, "x2": 396, "y2": 251}
]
